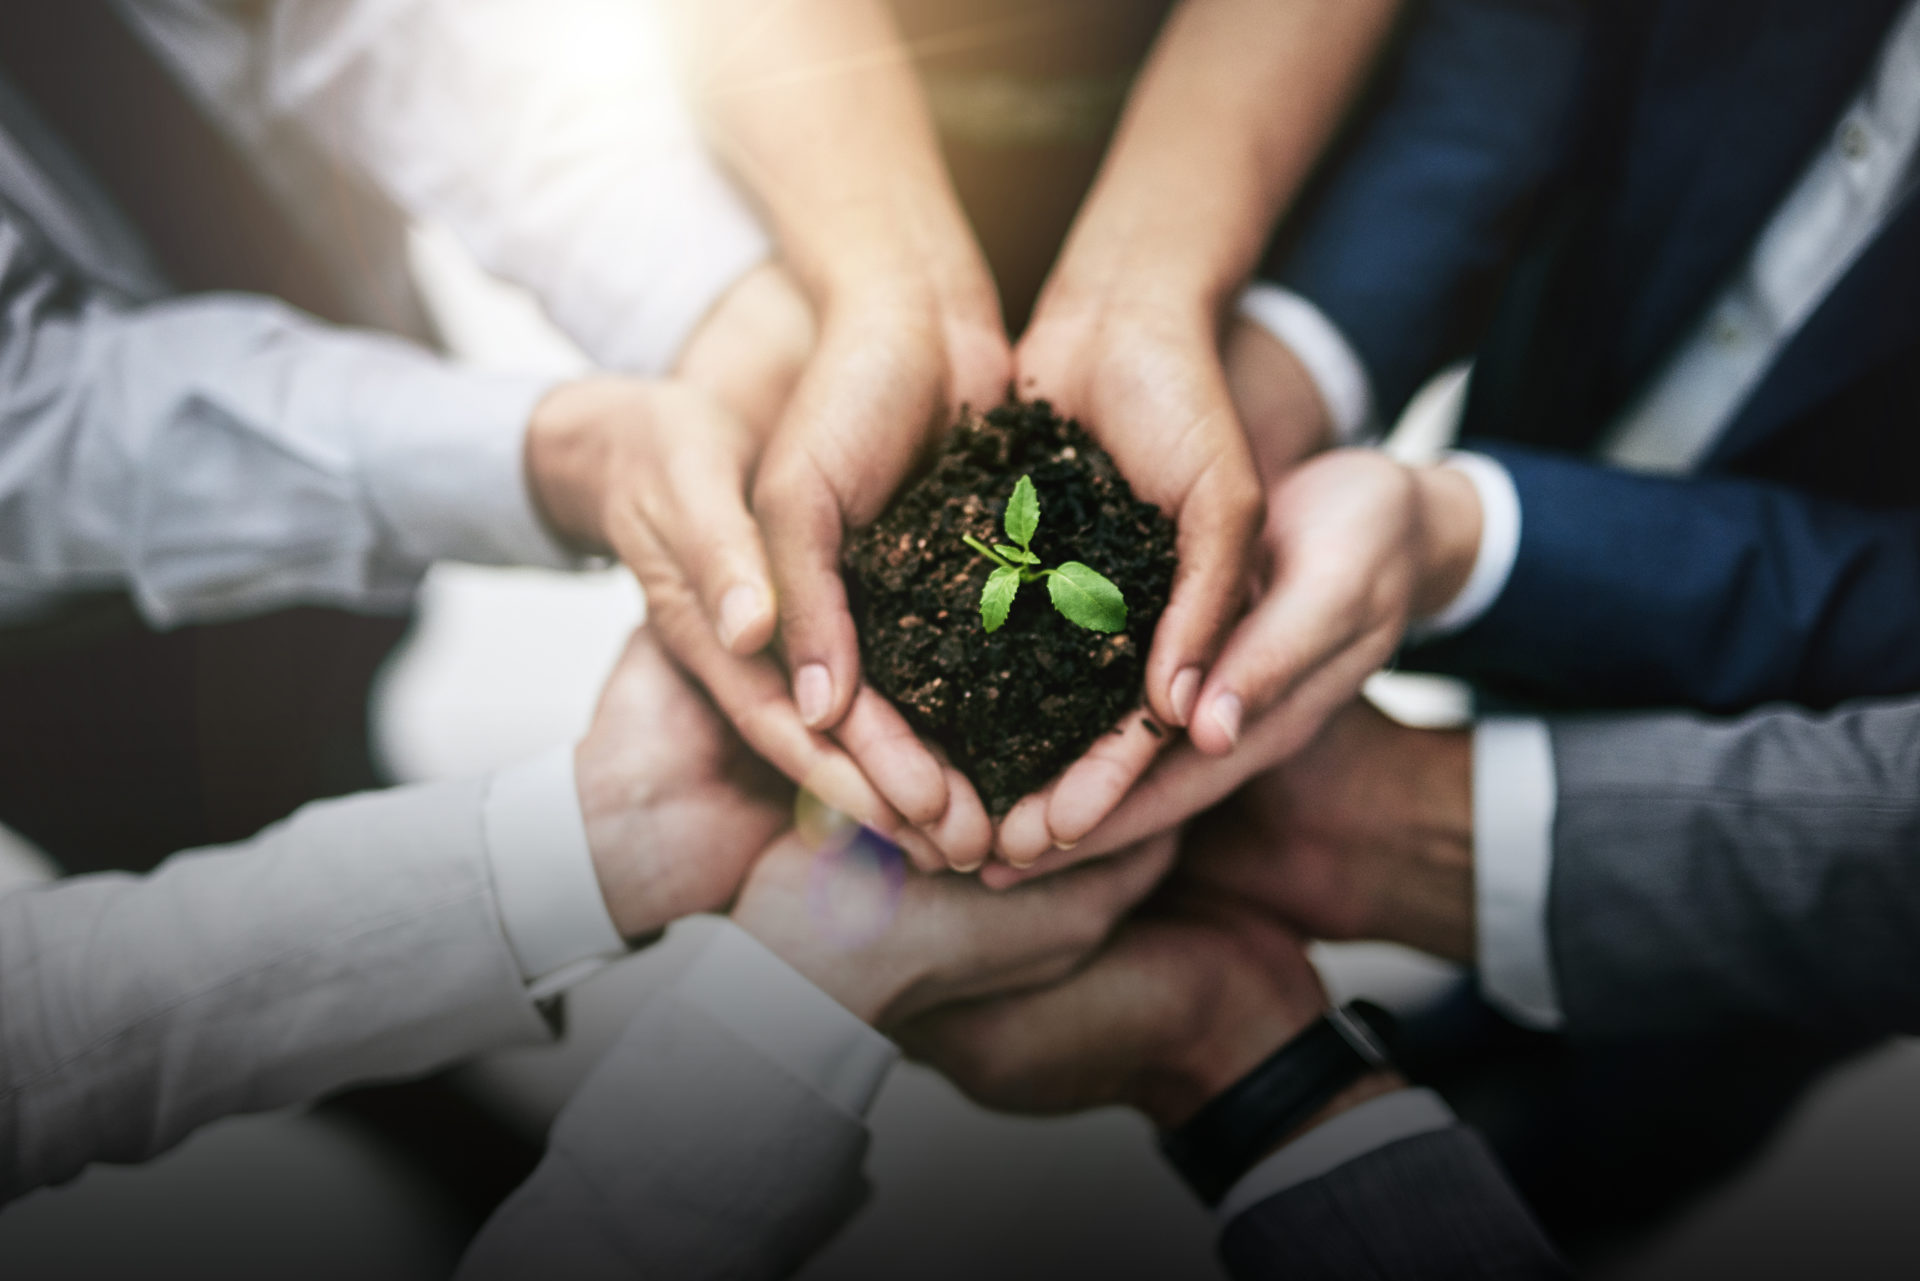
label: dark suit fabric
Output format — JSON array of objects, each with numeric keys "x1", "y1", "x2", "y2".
[
  {"x1": 1220, "y1": 1126, "x2": 1568, "y2": 1280},
  {"x1": 1279, "y1": 0, "x2": 1920, "y2": 714},
  {"x1": 1547, "y1": 696, "x2": 1920, "y2": 1042}
]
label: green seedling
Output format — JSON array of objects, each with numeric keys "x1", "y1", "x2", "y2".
[{"x1": 964, "y1": 474, "x2": 1128, "y2": 634}]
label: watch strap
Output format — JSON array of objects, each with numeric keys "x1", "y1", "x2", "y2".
[{"x1": 1159, "y1": 1000, "x2": 1396, "y2": 1205}]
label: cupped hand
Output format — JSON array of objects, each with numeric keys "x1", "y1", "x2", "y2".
[
  {"x1": 527, "y1": 263, "x2": 810, "y2": 660},
  {"x1": 731, "y1": 824, "x2": 1175, "y2": 1028},
  {"x1": 573, "y1": 628, "x2": 791, "y2": 939},
  {"x1": 985, "y1": 445, "x2": 1481, "y2": 888},
  {"x1": 994, "y1": 292, "x2": 1265, "y2": 866},
  {"x1": 895, "y1": 885, "x2": 1328, "y2": 1128},
  {"x1": 751, "y1": 279, "x2": 1011, "y2": 870},
  {"x1": 989, "y1": 699, "x2": 1477, "y2": 961}
]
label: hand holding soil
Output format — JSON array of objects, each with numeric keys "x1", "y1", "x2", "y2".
[{"x1": 843, "y1": 399, "x2": 1177, "y2": 819}]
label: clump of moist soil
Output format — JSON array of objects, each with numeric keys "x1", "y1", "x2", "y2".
[{"x1": 844, "y1": 399, "x2": 1178, "y2": 815}]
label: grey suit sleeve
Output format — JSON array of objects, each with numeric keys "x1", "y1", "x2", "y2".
[
  {"x1": 1547, "y1": 697, "x2": 1920, "y2": 1041},
  {"x1": 458, "y1": 971, "x2": 872, "y2": 1281},
  {"x1": 1220, "y1": 1126, "x2": 1567, "y2": 1280},
  {"x1": 0, "y1": 778, "x2": 551, "y2": 1201}
]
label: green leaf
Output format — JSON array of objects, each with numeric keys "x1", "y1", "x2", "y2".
[
  {"x1": 1047, "y1": 562, "x2": 1128, "y2": 633},
  {"x1": 980, "y1": 564, "x2": 1022, "y2": 633},
  {"x1": 993, "y1": 544, "x2": 1040, "y2": 565},
  {"x1": 1004, "y1": 475, "x2": 1039, "y2": 550}
]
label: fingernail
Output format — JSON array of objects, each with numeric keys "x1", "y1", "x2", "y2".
[
  {"x1": 1209, "y1": 692, "x2": 1243, "y2": 748},
  {"x1": 716, "y1": 584, "x2": 765, "y2": 651},
  {"x1": 952, "y1": 858, "x2": 985, "y2": 875},
  {"x1": 1053, "y1": 839, "x2": 1078, "y2": 852},
  {"x1": 796, "y1": 664, "x2": 833, "y2": 727},
  {"x1": 1170, "y1": 667, "x2": 1201, "y2": 726}
]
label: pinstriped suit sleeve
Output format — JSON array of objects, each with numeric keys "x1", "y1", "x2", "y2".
[
  {"x1": 1220, "y1": 1126, "x2": 1568, "y2": 1280},
  {"x1": 1546, "y1": 696, "x2": 1920, "y2": 1041}
]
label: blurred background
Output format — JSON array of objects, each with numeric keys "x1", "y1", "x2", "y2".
[{"x1": 3, "y1": 2, "x2": 1920, "y2": 1278}]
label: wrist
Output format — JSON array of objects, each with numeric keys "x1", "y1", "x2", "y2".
[
  {"x1": 1135, "y1": 948, "x2": 1328, "y2": 1129},
  {"x1": 1141, "y1": 1008, "x2": 1311, "y2": 1130},
  {"x1": 524, "y1": 380, "x2": 618, "y2": 554},
  {"x1": 1365, "y1": 726, "x2": 1476, "y2": 963},
  {"x1": 729, "y1": 855, "x2": 907, "y2": 1029},
  {"x1": 1409, "y1": 463, "x2": 1484, "y2": 619}
]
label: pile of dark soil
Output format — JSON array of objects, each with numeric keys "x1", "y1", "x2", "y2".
[{"x1": 843, "y1": 399, "x2": 1178, "y2": 814}]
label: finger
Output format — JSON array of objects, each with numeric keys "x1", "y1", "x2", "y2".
[
  {"x1": 1043, "y1": 706, "x2": 1172, "y2": 851},
  {"x1": 981, "y1": 844, "x2": 1077, "y2": 891},
  {"x1": 1144, "y1": 454, "x2": 1264, "y2": 732},
  {"x1": 928, "y1": 761, "x2": 993, "y2": 873},
  {"x1": 986, "y1": 707, "x2": 1169, "y2": 882},
  {"x1": 753, "y1": 448, "x2": 862, "y2": 732},
  {"x1": 987, "y1": 808, "x2": 1188, "y2": 893},
  {"x1": 641, "y1": 391, "x2": 778, "y2": 656},
  {"x1": 832, "y1": 685, "x2": 954, "y2": 871},
  {"x1": 937, "y1": 834, "x2": 1176, "y2": 1007},
  {"x1": 1043, "y1": 828, "x2": 1178, "y2": 924},
  {"x1": 1186, "y1": 553, "x2": 1371, "y2": 757},
  {"x1": 996, "y1": 634, "x2": 1404, "y2": 889},
  {"x1": 992, "y1": 790, "x2": 1055, "y2": 870},
  {"x1": 646, "y1": 570, "x2": 941, "y2": 867}
]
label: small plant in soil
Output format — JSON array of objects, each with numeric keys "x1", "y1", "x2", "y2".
[
  {"x1": 843, "y1": 399, "x2": 1177, "y2": 814},
  {"x1": 964, "y1": 474, "x2": 1128, "y2": 635}
]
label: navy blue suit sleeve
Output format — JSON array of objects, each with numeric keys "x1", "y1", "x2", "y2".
[
  {"x1": 1273, "y1": 0, "x2": 1588, "y2": 423},
  {"x1": 1409, "y1": 444, "x2": 1920, "y2": 710}
]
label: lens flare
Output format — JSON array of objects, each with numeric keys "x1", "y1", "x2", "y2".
[{"x1": 797, "y1": 792, "x2": 905, "y2": 950}]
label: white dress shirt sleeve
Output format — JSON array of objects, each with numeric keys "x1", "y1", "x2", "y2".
[
  {"x1": 1216, "y1": 1087, "x2": 1457, "y2": 1225},
  {"x1": 0, "y1": 775, "x2": 552, "y2": 1201},
  {"x1": 457, "y1": 922, "x2": 892, "y2": 1281},
  {"x1": 125, "y1": 0, "x2": 771, "y2": 375},
  {"x1": 482, "y1": 746, "x2": 629, "y2": 1001},
  {"x1": 0, "y1": 214, "x2": 577, "y2": 624},
  {"x1": 1237, "y1": 281, "x2": 1376, "y2": 444},
  {"x1": 1473, "y1": 717, "x2": 1564, "y2": 1029},
  {"x1": 1407, "y1": 450, "x2": 1523, "y2": 640},
  {"x1": 676, "y1": 922, "x2": 900, "y2": 1119}
]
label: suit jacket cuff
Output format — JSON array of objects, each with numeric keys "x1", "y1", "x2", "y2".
[
  {"x1": 1474, "y1": 718, "x2": 1565, "y2": 1029},
  {"x1": 1237, "y1": 283, "x2": 1376, "y2": 443},
  {"x1": 1408, "y1": 451, "x2": 1522, "y2": 640},
  {"x1": 1216, "y1": 1088, "x2": 1455, "y2": 1225}
]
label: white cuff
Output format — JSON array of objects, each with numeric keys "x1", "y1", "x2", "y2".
[
  {"x1": 1237, "y1": 282, "x2": 1375, "y2": 444},
  {"x1": 351, "y1": 362, "x2": 581, "y2": 573},
  {"x1": 1473, "y1": 718, "x2": 1564, "y2": 1029},
  {"x1": 482, "y1": 746, "x2": 627, "y2": 999},
  {"x1": 1410, "y1": 451, "x2": 1521, "y2": 640},
  {"x1": 1216, "y1": 1088, "x2": 1456, "y2": 1224},
  {"x1": 676, "y1": 922, "x2": 900, "y2": 1120}
]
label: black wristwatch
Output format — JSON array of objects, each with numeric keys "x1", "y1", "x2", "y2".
[{"x1": 1158, "y1": 1001, "x2": 1397, "y2": 1205}]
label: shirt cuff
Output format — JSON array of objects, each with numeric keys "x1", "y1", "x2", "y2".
[
  {"x1": 349, "y1": 359, "x2": 582, "y2": 574},
  {"x1": 483, "y1": 746, "x2": 628, "y2": 1000},
  {"x1": 675, "y1": 922, "x2": 900, "y2": 1120},
  {"x1": 1473, "y1": 718, "x2": 1564, "y2": 1029},
  {"x1": 1237, "y1": 282, "x2": 1375, "y2": 444},
  {"x1": 1216, "y1": 1088, "x2": 1457, "y2": 1225},
  {"x1": 1409, "y1": 450, "x2": 1522, "y2": 640}
]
